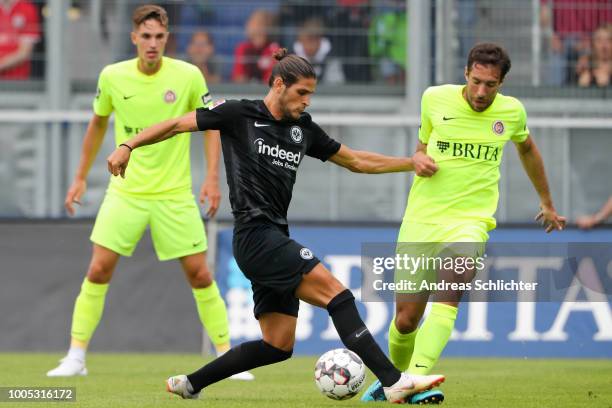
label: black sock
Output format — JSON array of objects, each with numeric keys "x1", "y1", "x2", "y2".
[
  {"x1": 186, "y1": 340, "x2": 292, "y2": 392},
  {"x1": 327, "y1": 289, "x2": 401, "y2": 387}
]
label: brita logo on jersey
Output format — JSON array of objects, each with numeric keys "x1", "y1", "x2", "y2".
[
  {"x1": 437, "y1": 140, "x2": 500, "y2": 162},
  {"x1": 254, "y1": 138, "x2": 302, "y2": 168}
]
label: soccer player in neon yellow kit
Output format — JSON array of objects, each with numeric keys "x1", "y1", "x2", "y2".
[
  {"x1": 47, "y1": 5, "x2": 252, "y2": 380},
  {"x1": 362, "y1": 43, "x2": 566, "y2": 404}
]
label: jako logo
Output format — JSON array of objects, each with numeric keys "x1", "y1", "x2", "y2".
[{"x1": 254, "y1": 138, "x2": 302, "y2": 164}]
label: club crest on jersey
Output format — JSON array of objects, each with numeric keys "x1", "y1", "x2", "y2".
[
  {"x1": 492, "y1": 120, "x2": 505, "y2": 135},
  {"x1": 300, "y1": 247, "x2": 313, "y2": 260},
  {"x1": 290, "y1": 126, "x2": 303, "y2": 143},
  {"x1": 164, "y1": 90, "x2": 177, "y2": 104}
]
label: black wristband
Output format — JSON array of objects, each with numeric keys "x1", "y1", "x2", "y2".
[{"x1": 119, "y1": 143, "x2": 133, "y2": 152}]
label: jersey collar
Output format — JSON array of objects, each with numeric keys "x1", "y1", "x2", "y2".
[
  {"x1": 458, "y1": 85, "x2": 500, "y2": 114},
  {"x1": 257, "y1": 100, "x2": 306, "y2": 125},
  {"x1": 134, "y1": 57, "x2": 166, "y2": 80}
]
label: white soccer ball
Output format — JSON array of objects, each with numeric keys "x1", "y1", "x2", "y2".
[{"x1": 314, "y1": 348, "x2": 366, "y2": 400}]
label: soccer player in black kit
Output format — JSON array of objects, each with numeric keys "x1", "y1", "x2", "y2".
[{"x1": 107, "y1": 49, "x2": 444, "y2": 404}]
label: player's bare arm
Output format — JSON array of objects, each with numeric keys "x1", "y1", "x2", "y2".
[
  {"x1": 65, "y1": 114, "x2": 110, "y2": 215},
  {"x1": 514, "y1": 135, "x2": 566, "y2": 233},
  {"x1": 106, "y1": 111, "x2": 199, "y2": 178},
  {"x1": 200, "y1": 130, "x2": 221, "y2": 217},
  {"x1": 411, "y1": 141, "x2": 438, "y2": 177},
  {"x1": 328, "y1": 144, "x2": 414, "y2": 174}
]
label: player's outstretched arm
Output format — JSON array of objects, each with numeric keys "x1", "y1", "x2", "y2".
[
  {"x1": 106, "y1": 111, "x2": 199, "y2": 178},
  {"x1": 329, "y1": 144, "x2": 414, "y2": 174},
  {"x1": 515, "y1": 135, "x2": 566, "y2": 233},
  {"x1": 126, "y1": 110, "x2": 199, "y2": 149},
  {"x1": 65, "y1": 114, "x2": 109, "y2": 215}
]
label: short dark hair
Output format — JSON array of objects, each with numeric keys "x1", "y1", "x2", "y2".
[
  {"x1": 132, "y1": 4, "x2": 168, "y2": 29},
  {"x1": 466, "y1": 43, "x2": 511, "y2": 81},
  {"x1": 268, "y1": 48, "x2": 317, "y2": 87}
]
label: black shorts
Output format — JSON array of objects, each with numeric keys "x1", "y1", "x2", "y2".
[{"x1": 232, "y1": 218, "x2": 320, "y2": 319}]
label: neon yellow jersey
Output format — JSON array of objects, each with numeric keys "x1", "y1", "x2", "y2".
[
  {"x1": 93, "y1": 57, "x2": 212, "y2": 199},
  {"x1": 403, "y1": 84, "x2": 529, "y2": 230}
]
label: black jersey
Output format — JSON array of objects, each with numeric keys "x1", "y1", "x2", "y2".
[{"x1": 196, "y1": 99, "x2": 341, "y2": 225}]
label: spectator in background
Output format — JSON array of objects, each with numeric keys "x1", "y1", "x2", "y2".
[
  {"x1": 327, "y1": 0, "x2": 372, "y2": 83},
  {"x1": 577, "y1": 24, "x2": 612, "y2": 86},
  {"x1": 0, "y1": 0, "x2": 40, "y2": 79},
  {"x1": 187, "y1": 31, "x2": 221, "y2": 85},
  {"x1": 293, "y1": 18, "x2": 344, "y2": 84},
  {"x1": 368, "y1": 3, "x2": 407, "y2": 85},
  {"x1": 176, "y1": 2, "x2": 216, "y2": 54},
  {"x1": 577, "y1": 196, "x2": 612, "y2": 228},
  {"x1": 176, "y1": 1, "x2": 279, "y2": 81},
  {"x1": 279, "y1": 0, "x2": 329, "y2": 47},
  {"x1": 232, "y1": 10, "x2": 280, "y2": 84},
  {"x1": 540, "y1": 0, "x2": 612, "y2": 85}
]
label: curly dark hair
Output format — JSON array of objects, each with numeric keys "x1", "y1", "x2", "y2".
[{"x1": 467, "y1": 43, "x2": 511, "y2": 81}]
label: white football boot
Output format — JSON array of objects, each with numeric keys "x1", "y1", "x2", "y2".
[
  {"x1": 383, "y1": 373, "x2": 445, "y2": 404},
  {"x1": 229, "y1": 371, "x2": 255, "y2": 381},
  {"x1": 46, "y1": 357, "x2": 87, "y2": 377},
  {"x1": 166, "y1": 375, "x2": 200, "y2": 399}
]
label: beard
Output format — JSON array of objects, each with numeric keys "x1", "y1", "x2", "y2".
[
  {"x1": 281, "y1": 107, "x2": 299, "y2": 121},
  {"x1": 279, "y1": 95, "x2": 299, "y2": 121},
  {"x1": 279, "y1": 91, "x2": 300, "y2": 122}
]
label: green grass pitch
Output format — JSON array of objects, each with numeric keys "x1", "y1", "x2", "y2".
[{"x1": 0, "y1": 353, "x2": 610, "y2": 407}]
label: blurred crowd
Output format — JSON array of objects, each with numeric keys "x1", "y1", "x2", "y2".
[
  {"x1": 1, "y1": 0, "x2": 407, "y2": 84},
  {"x1": 0, "y1": 0, "x2": 41, "y2": 79},
  {"x1": 540, "y1": 0, "x2": 612, "y2": 87},
  {"x1": 170, "y1": 0, "x2": 407, "y2": 85},
  {"x1": 1, "y1": 0, "x2": 610, "y2": 88}
]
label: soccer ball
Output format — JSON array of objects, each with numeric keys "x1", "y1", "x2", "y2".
[{"x1": 314, "y1": 348, "x2": 366, "y2": 400}]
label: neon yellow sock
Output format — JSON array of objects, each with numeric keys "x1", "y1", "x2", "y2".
[
  {"x1": 408, "y1": 303, "x2": 458, "y2": 375},
  {"x1": 192, "y1": 281, "x2": 230, "y2": 347},
  {"x1": 388, "y1": 317, "x2": 418, "y2": 371},
  {"x1": 70, "y1": 278, "x2": 109, "y2": 343}
]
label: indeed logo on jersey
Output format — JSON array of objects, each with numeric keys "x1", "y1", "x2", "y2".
[{"x1": 254, "y1": 138, "x2": 302, "y2": 170}]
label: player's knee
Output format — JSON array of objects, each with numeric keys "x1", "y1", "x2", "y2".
[
  {"x1": 263, "y1": 333, "x2": 295, "y2": 352},
  {"x1": 302, "y1": 265, "x2": 346, "y2": 306},
  {"x1": 328, "y1": 277, "x2": 346, "y2": 297},
  {"x1": 188, "y1": 265, "x2": 214, "y2": 288},
  {"x1": 86, "y1": 261, "x2": 113, "y2": 284},
  {"x1": 394, "y1": 312, "x2": 420, "y2": 334}
]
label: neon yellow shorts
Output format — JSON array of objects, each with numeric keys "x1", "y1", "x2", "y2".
[
  {"x1": 398, "y1": 221, "x2": 489, "y2": 244},
  {"x1": 394, "y1": 221, "x2": 489, "y2": 293},
  {"x1": 90, "y1": 192, "x2": 207, "y2": 260}
]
